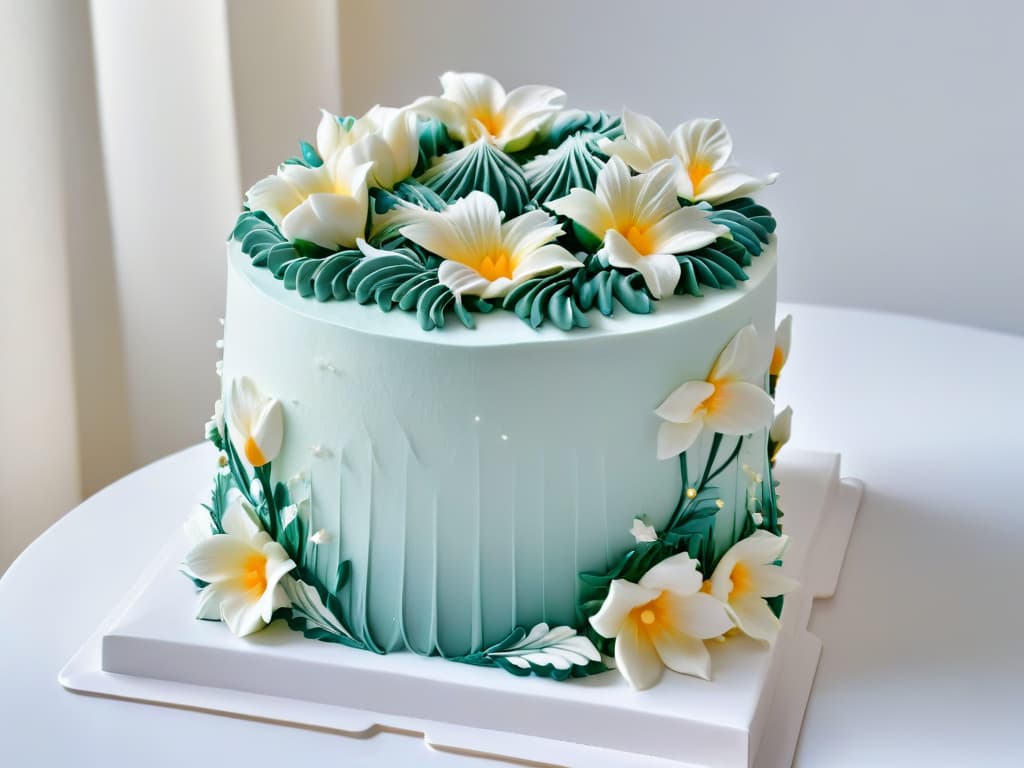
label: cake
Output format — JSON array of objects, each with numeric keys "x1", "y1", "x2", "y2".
[{"x1": 182, "y1": 72, "x2": 793, "y2": 691}]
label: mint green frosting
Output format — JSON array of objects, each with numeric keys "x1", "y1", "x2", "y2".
[{"x1": 418, "y1": 139, "x2": 531, "y2": 217}]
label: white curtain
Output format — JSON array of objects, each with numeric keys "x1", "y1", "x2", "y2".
[{"x1": 0, "y1": 0, "x2": 342, "y2": 573}]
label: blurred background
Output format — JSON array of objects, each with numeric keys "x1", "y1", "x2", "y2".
[{"x1": 2, "y1": 0, "x2": 1022, "y2": 573}]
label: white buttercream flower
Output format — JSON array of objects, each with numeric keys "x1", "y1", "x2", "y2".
[
  {"x1": 412, "y1": 72, "x2": 565, "y2": 152},
  {"x1": 706, "y1": 530, "x2": 797, "y2": 643},
  {"x1": 365, "y1": 190, "x2": 581, "y2": 300},
  {"x1": 546, "y1": 157, "x2": 727, "y2": 298},
  {"x1": 655, "y1": 325, "x2": 774, "y2": 459},
  {"x1": 770, "y1": 314, "x2": 792, "y2": 378},
  {"x1": 226, "y1": 377, "x2": 284, "y2": 468},
  {"x1": 590, "y1": 552, "x2": 734, "y2": 689},
  {"x1": 316, "y1": 107, "x2": 419, "y2": 190},
  {"x1": 244, "y1": 147, "x2": 372, "y2": 250},
  {"x1": 599, "y1": 111, "x2": 778, "y2": 204},
  {"x1": 630, "y1": 518, "x2": 658, "y2": 543},
  {"x1": 184, "y1": 497, "x2": 296, "y2": 637}
]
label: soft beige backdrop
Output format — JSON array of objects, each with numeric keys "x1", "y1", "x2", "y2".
[{"x1": 3, "y1": 0, "x2": 1022, "y2": 573}]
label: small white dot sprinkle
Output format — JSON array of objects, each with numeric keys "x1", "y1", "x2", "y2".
[
  {"x1": 311, "y1": 444, "x2": 333, "y2": 458},
  {"x1": 715, "y1": 498, "x2": 725, "y2": 509},
  {"x1": 474, "y1": 416, "x2": 481, "y2": 422},
  {"x1": 218, "y1": 317, "x2": 225, "y2": 326},
  {"x1": 501, "y1": 434, "x2": 509, "y2": 441},
  {"x1": 214, "y1": 339, "x2": 224, "y2": 349}
]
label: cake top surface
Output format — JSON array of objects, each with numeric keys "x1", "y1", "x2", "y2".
[{"x1": 232, "y1": 72, "x2": 778, "y2": 334}]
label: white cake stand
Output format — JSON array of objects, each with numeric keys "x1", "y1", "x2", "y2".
[{"x1": 60, "y1": 448, "x2": 860, "y2": 768}]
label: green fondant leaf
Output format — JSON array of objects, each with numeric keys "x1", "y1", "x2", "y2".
[
  {"x1": 451, "y1": 623, "x2": 607, "y2": 681},
  {"x1": 299, "y1": 140, "x2": 322, "y2": 168}
]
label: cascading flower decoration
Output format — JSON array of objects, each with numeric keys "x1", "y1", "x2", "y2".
[{"x1": 231, "y1": 71, "x2": 778, "y2": 332}]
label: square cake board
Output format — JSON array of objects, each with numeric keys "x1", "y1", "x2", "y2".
[{"x1": 60, "y1": 449, "x2": 861, "y2": 768}]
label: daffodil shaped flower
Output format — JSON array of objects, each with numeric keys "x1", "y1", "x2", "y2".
[
  {"x1": 590, "y1": 552, "x2": 734, "y2": 689},
  {"x1": 226, "y1": 377, "x2": 284, "y2": 468},
  {"x1": 655, "y1": 325, "x2": 774, "y2": 459},
  {"x1": 546, "y1": 157, "x2": 727, "y2": 298},
  {"x1": 316, "y1": 107, "x2": 419, "y2": 190},
  {"x1": 599, "y1": 111, "x2": 778, "y2": 204},
  {"x1": 706, "y1": 530, "x2": 797, "y2": 643},
  {"x1": 244, "y1": 146, "x2": 372, "y2": 250},
  {"x1": 768, "y1": 405, "x2": 793, "y2": 464},
  {"x1": 412, "y1": 72, "x2": 565, "y2": 152},
  {"x1": 377, "y1": 190, "x2": 581, "y2": 300},
  {"x1": 184, "y1": 496, "x2": 296, "y2": 637}
]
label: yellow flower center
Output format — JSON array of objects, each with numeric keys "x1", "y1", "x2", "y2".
[
  {"x1": 629, "y1": 591, "x2": 672, "y2": 637},
  {"x1": 699, "y1": 381, "x2": 726, "y2": 416},
  {"x1": 729, "y1": 561, "x2": 754, "y2": 600},
  {"x1": 688, "y1": 159, "x2": 714, "y2": 194},
  {"x1": 624, "y1": 224, "x2": 654, "y2": 256},
  {"x1": 240, "y1": 552, "x2": 268, "y2": 598},
  {"x1": 769, "y1": 346, "x2": 786, "y2": 376},
  {"x1": 474, "y1": 250, "x2": 516, "y2": 282},
  {"x1": 471, "y1": 109, "x2": 504, "y2": 139},
  {"x1": 244, "y1": 436, "x2": 268, "y2": 467}
]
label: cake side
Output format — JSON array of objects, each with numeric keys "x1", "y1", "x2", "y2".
[{"x1": 220, "y1": 240, "x2": 778, "y2": 656}]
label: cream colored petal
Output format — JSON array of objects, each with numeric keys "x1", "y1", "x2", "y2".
[
  {"x1": 219, "y1": 591, "x2": 267, "y2": 637},
  {"x1": 249, "y1": 398, "x2": 283, "y2": 465},
  {"x1": 655, "y1": 380, "x2": 716, "y2": 423},
  {"x1": 696, "y1": 168, "x2": 778, "y2": 204},
  {"x1": 480, "y1": 276, "x2": 516, "y2": 300},
  {"x1": 184, "y1": 535, "x2": 253, "y2": 583},
  {"x1": 598, "y1": 136, "x2": 660, "y2": 173},
  {"x1": 226, "y1": 376, "x2": 265, "y2": 451},
  {"x1": 382, "y1": 110, "x2": 420, "y2": 184},
  {"x1": 670, "y1": 118, "x2": 734, "y2": 171},
  {"x1": 770, "y1": 405, "x2": 793, "y2": 445},
  {"x1": 545, "y1": 187, "x2": 615, "y2": 241},
  {"x1": 730, "y1": 593, "x2": 781, "y2": 643},
  {"x1": 650, "y1": 626, "x2": 713, "y2": 680},
  {"x1": 750, "y1": 564, "x2": 799, "y2": 598},
  {"x1": 726, "y1": 530, "x2": 790, "y2": 568},
  {"x1": 284, "y1": 191, "x2": 367, "y2": 249},
  {"x1": 510, "y1": 244, "x2": 581, "y2": 282},
  {"x1": 775, "y1": 314, "x2": 793, "y2": 359},
  {"x1": 346, "y1": 134, "x2": 397, "y2": 190},
  {"x1": 657, "y1": 420, "x2": 705, "y2": 459},
  {"x1": 499, "y1": 84, "x2": 565, "y2": 151},
  {"x1": 615, "y1": 620, "x2": 664, "y2": 690},
  {"x1": 638, "y1": 551, "x2": 702, "y2": 595},
  {"x1": 221, "y1": 497, "x2": 263, "y2": 542},
  {"x1": 243, "y1": 173, "x2": 303, "y2": 227},
  {"x1": 316, "y1": 109, "x2": 345, "y2": 160},
  {"x1": 501, "y1": 209, "x2": 563, "y2": 261},
  {"x1": 622, "y1": 109, "x2": 673, "y2": 164},
  {"x1": 596, "y1": 156, "x2": 636, "y2": 229},
  {"x1": 710, "y1": 324, "x2": 762, "y2": 382},
  {"x1": 437, "y1": 260, "x2": 492, "y2": 299},
  {"x1": 605, "y1": 232, "x2": 681, "y2": 299},
  {"x1": 631, "y1": 161, "x2": 681, "y2": 229},
  {"x1": 589, "y1": 579, "x2": 660, "y2": 639},
  {"x1": 410, "y1": 95, "x2": 465, "y2": 137},
  {"x1": 645, "y1": 206, "x2": 728, "y2": 255},
  {"x1": 440, "y1": 71, "x2": 506, "y2": 114},
  {"x1": 665, "y1": 592, "x2": 735, "y2": 639},
  {"x1": 701, "y1": 380, "x2": 774, "y2": 435},
  {"x1": 184, "y1": 507, "x2": 215, "y2": 546},
  {"x1": 443, "y1": 191, "x2": 504, "y2": 257}
]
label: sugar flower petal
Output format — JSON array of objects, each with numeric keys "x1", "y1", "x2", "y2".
[
  {"x1": 638, "y1": 551, "x2": 703, "y2": 595},
  {"x1": 589, "y1": 578, "x2": 660, "y2": 639},
  {"x1": 615, "y1": 622, "x2": 664, "y2": 690},
  {"x1": 700, "y1": 380, "x2": 775, "y2": 436},
  {"x1": 227, "y1": 377, "x2": 284, "y2": 468},
  {"x1": 657, "y1": 419, "x2": 705, "y2": 459},
  {"x1": 649, "y1": 624, "x2": 713, "y2": 680},
  {"x1": 655, "y1": 380, "x2": 716, "y2": 423}
]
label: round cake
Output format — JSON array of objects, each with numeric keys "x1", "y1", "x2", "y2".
[{"x1": 185, "y1": 72, "x2": 793, "y2": 690}]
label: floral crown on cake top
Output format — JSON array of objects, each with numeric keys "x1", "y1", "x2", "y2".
[{"x1": 233, "y1": 72, "x2": 778, "y2": 331}]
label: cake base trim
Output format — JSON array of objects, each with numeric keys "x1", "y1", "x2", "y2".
[{"x1": 60, "y1": 448, "x2": 860, "y2": 768}]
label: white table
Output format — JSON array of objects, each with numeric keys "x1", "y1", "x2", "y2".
[{"x1": 2, "y1": 304, "x2": 1022, "y2": 767}]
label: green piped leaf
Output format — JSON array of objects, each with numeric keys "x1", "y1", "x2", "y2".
[
  {"x1": 523, "y1": 134, "x2": 605, "y2": 206},
  {"x1": 419, "y1": 139, "x2": 530, "y2": 217},
  {"x1": 451, "y1": 623, "x2": 606, "y2": 681}
]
